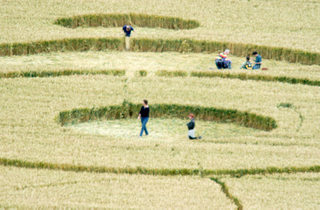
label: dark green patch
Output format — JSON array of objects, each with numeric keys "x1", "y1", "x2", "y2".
[
  {"x1": 137, "y1": 70, "x2": 147, "y2": 77},
  {"x1": 277, "y1": 103, "x2": 293, "y2": 108}
]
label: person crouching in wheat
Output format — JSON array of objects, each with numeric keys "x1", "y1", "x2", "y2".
[{"x1": 122, "y1": 25, "x2": 134, "y2": 50}]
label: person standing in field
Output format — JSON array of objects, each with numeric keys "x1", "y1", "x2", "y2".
[
  {"x1": 186, "y1": 113, "x2": 202, "y2": 140},
  {"x1": 215, "y1": 49, "x2": 232, "y2": 69},
  {"x1": 252, "y1": 51, "x2": 262, "y2": 69},
  {"x1": 123, "y1": 25, "x2": 134, "y2": 50},
  {"x1": 138, "y1": 99, "x2": 149, "y2": 137}
]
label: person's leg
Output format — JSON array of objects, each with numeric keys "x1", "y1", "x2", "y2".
[
  {"x1": 143, "y1": 117, "x2": 149, "y2": 135},
  {"x1": 215, "y1": 60, "x2": 222, "y2": 69},
  {"x1": 188, "y1": 129, "x2": 197, "y2": 140},
  {"x1": 222, "y1": 60, "x2": 229, "y2": 69},
  {"x1": 228, "y1": 61, "x2": 232, "y2": 69},
  {"x1": 125, "y1": 36, "x2": 130, "y2": 50},
  {"x1": 140, "y1": 118, "x2": 144, "y2": 136},
  {"x1": 253, "y1": 64, "x2": 260, "y2": 70}
]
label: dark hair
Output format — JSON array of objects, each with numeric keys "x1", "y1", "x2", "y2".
[
  {"x1": 143, "y1": 99, "x2": 148, "y2": 105},
  {"x1": 246, "y1": 56, "x2": 250, "y2": 61},
  {"x1": 252, "y1": 51, "x2": 258, "y2": 55}
]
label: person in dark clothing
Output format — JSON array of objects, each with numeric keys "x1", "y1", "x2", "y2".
[
  {"x1": 186, "y1": 113, "x2": 202, "y2": 140},
  {"x1": 252, "y1": 51, "x2": 262, "y2": 70},
  {"x1": 138, "y1": 99, "x2": 149, "y2": 137},
  {"x1": 215, "y1": 49, "x2": 232, "y2": 69},
  {"x1": 123, "y1": 25, "x2": 134, "y2": 37},
  {"x1": 123, "y1": 25, "x2": 134, "y2": 50}
]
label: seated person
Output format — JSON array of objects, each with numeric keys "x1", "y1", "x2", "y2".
[
  {"x1": 252, "y1": 51, "x2": 262, "y2": 69},
  {"x1": 215, "y1": 49, "x2": 232, "y2": 69},
  {"x1": 240, "y1": 56, "x2": 253, "y2": 70}
]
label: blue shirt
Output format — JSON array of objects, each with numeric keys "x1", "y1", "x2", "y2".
[
  {"x1": 123, "y1": 25, "x2": 134, "y2": 37},
  {"x1": 255, "y1": 55, "x2": 262, "y2": 65}
]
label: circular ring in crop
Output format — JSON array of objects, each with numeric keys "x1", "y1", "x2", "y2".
[
  {"x1": 58, "y1": 102, "x2": 277, "y2": 131},
  {"x1": 54, "y1": 13, "x2": 200, "y2": 30}
]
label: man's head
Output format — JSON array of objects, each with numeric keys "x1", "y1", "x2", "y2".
[
  {"x1": 252, "y1": 51, "x2": 258, "y2": 57},
  {"x1": 143, "y1": 99, "x2": 148, "y2": 106},
  {"x1": 246, "y1": 56, "x2": 250, "y2": 61},
  {"x1": 224, "y1": 49, "x2": 230, "y2": 55},
  {"x1": 188, "y1": 113, "x2": 194, "y2": 119},
  {"x1": 126, "y1": 25, "x2": 131, "y2": 31}
]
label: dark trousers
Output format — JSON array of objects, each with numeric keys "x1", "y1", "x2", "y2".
[{"x1": 253, "y1": 64, "x2": 261, "y2": 69}]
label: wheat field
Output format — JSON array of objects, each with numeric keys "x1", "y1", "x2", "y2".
[
  {"x1": 1, "y1": 0, "x2": 320, "y2": 52},
  {"x1": 0, "y1": 0, "x2": 319, "y2": 209}
]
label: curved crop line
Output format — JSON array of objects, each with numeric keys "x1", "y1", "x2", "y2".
[
  {"x1": 0, "y1": 69, "x2": 125, "y2": 78},
  {"x1": 293, "y1": 107, "x2": 304, "y2": 132},
  {"x1": 277, "y1": 103, "x2": 304, "y2": 132},
  {"x1": 14, "y1": 178, "x2": 108, "y2": 191},
  {"x1": 199, "y1": 139, "x2": 319, "y2": 148},
  {"x1": 190, "y1": 71, "x2": 320, "y2": 87},
  {"x1": 157, "y1": 70, "x2": 320, "y2": 87},
  {"x1": 210, "y1": 177, "x2": 243, "y2": 210},
  {"x1": 54, "y1": 13, "x2": 200, "y2": 30},
  {"x1": 57, "y1": 102, "x2": 277, "y2": 131},
  {"x1": 1, "y1": 68, "x2": 318, "y2": 88},
  {"x1": 15, "y1": 180, "x2": 80, "y2": 191},
  {"x1": 0, "y1": 158, "x2": 319, "y2": 177},
  {"x1": 0, "y1": 37, "x2": 319, "y2": 65},
  {"x1": 156, "y1": 70, "x2": 188, "y2": 77}
]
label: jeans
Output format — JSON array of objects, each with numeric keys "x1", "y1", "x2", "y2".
[
  {"x1": 253, "y1": 64, "x2": 261, "y2": 70},
  {"x1": 140, "y1": 117, "x2": 149, "y2": 136},
  {"x1": 225, "y1": 60, "x2": 232, "y2": 69}
]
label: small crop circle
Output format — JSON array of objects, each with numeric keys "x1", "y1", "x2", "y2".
[{"x1": 54, "y1": 13, "x2": 200, "y2": 30}]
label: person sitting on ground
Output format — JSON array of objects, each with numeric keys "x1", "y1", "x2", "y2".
[
  {"x1": 240, "y1": 56, "x2": 253, "y2": 70},
  {"x1": 186, "y1": 113, "x2": 202, "y2": 140},
  {"x1": 122, "y1": 25, "x2": 134, "y2": 37},
  {"x1": 252, "y1": 51, "x2": 262, "y2": 70},
  {"x1": 138, "y1": 99, "x2": 149, "y2": 137},
  {"x1": 215, "y1": 49, "x2": 232, "y2": 69}
]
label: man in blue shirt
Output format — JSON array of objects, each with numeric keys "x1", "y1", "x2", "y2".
[
  {"x1": 252, "y1": 51, "x2": 262, "y2": 69},
  {"x1": 123, "y1": 25, "x2": 134, "y2": 37}
]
